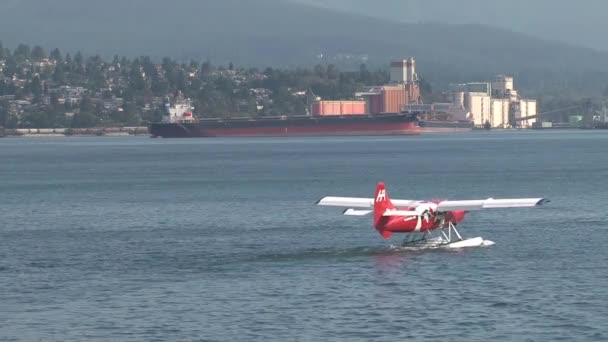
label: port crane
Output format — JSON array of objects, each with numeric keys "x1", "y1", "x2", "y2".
[{"x1": 511, "y1": 105, "x2": 582, "y2": 127}]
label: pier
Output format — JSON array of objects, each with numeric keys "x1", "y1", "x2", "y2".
[{"x1": 1, "y1": 127, "x2": 149, "y2": 137}]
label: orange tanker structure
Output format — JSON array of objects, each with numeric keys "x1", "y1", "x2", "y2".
[
  {"x1": 311, "y1": 100, "x2": 367, "y2": 116},
  {"x1": 354, "y1": 83, "x2": 420, "y2": 115}
]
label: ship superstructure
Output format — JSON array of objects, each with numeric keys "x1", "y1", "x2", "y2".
[{"x1": 161, "y1": 94, "x2": 197, "y2": 124}]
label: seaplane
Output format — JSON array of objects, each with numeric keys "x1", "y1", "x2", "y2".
[{"x1": 316, "y1": 182, "x2": 549, "y2": 249}]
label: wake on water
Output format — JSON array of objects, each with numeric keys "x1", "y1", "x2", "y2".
[{"x1": 254, "y1": 240, "x2": 494, "y2": 264}]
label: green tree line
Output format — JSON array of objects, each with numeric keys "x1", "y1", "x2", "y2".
[{"x1": 1, "y1": 43, "x2": 431, "y2": 128}]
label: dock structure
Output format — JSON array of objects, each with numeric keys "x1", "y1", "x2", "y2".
[{"x1": 3, "y1": 127, "x2": 149, "y2": 137}]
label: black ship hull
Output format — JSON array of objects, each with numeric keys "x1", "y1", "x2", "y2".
[{"x1": 150, "y1": 113, "x2": 420, "y2": 138}]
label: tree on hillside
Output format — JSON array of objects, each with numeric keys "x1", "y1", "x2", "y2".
[
  {"x1": 201, "y1": 61, "x2": 212, "y2": 78},
  {"x1": 72, "y1": 52, "x2": 84, "y2": 74},
  {"x1": 359, "y1": 63, "x2": 372, "y2": 84},
  {"x1": 175, "y1": 69, "x2": 187, "y2": 93},
  {"x1": 28, "y1": 76, "x2": 43, "y2": 101},
  {"x1": 64, "y1": 53, "x2": 73, "y2": 72},
  {"x1": 52, "y1": 63, "x2": 66, "y2": 84},
  {"x1": 119, "y1": 101, "x2": 142, "y2": 125},
  {"x1": 71, "y1": 110, "x2": 99, "y2": 128},
  {"x1": 3, "y1": 55, "x2": 17, "y2": 78},
  {"x1": 128, "y1": 58, "x2": 146, "y2": 93},
  {"x1": 50, "y1": 48, "x2": 63, "y2": 63},
  {"x1": 23, "y1": 108, "x2": 64, "y2": 128},
  {"x1": 31, "y1": 45, "x2": 46, "y2": 60},
  {"x1": 14, "y1": 44, "x2": 31, "y2": 61},
  {"x1": 85, "y1": 55, "x2": 106, "y2": 90},
  {"x1": 326, "y1": 64, "x2": 339, "y2": 80},
  {"x1": 0, "y1": 102, "x2": 7, "y2": 126}
]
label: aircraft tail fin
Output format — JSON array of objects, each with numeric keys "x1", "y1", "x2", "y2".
[{"x1": 373, "y1": 182, "x2": 395, "y2": 238}]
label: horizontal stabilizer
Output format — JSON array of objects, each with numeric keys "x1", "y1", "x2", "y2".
[
  {"x1": 317, "y1": 196, "x2": 374, "y2": 208},
  {"x1": 343, "y1": 209, "x2": 373, "y2": 216},
  {"x1": 316, "y1": 196, "x2": 420, "y2": 208},
  {"x1": 437, "y1": 198, "x2": 549, "y2": 212}
]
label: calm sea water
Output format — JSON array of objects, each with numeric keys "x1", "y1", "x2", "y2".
[{"x1": 1, "y1": 131, "x2": 608, "y2": 341}]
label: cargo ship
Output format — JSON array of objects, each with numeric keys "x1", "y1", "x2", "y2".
[
  {"x1": 417, "y1": 119, "x2": 474, "y2": 132},
  {"x1": 149, "y1": 97, "x2": 420, "y2": 138},
  {"x1": 403, "y1": 103, "x2": 474, "y2": 133},
  {"x1": 150, "y1": 58, "x2": 428, "y2": 138}
]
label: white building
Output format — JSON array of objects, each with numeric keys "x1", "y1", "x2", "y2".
[
  {"x1": 453, "y1": 76, "x2": 537, "y2": 128},
  {"x1": 518, "y1": 99, "x2": 538, "y2": 128},
  {"x1": 465, "y1": 92, "x2": 491, "y2": 126},
  {"x1": 491, "y1": 98, "x2": 510, "y2": 128},
  {"x1": 390, "y1": 57, "x2": 417, "y2": 84}
]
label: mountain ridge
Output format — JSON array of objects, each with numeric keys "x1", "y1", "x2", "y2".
[
  {"x1": 1, "y1": 0, "x2": 607, "y2": 96},
  {"x1": 293, "y1": 0, "x2": 608, "y2": 52}
]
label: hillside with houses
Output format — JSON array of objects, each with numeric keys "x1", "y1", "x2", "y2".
[{"x1": 0, "y1": 42, "x2": 394, "y2": 129}]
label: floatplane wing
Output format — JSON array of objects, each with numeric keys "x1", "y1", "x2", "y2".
[
  {"x1": 317, "y1": 196, "x2": 549, "y2": 216},
  {"x1": 435, "y1": 198, "x2": 549, "y2": 212}
]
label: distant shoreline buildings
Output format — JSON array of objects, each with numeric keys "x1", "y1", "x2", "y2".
[
  {"x1": 308, "y1": 58, "x2": 539, "y2": 130},
  {"x1": 311, "y1": 58, "x2": 421, "y2": 117},
  {"x1": 448, "y1": 75, "x2": 538, "y2": 128},
  {"x1": 9, "y1": 43, "x2": 606, "y2": 134}
]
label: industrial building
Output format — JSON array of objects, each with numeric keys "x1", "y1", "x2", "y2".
[
  {"x1": 309, "y1": 60, "x2": 539, "y2": 131},
  {"x1": 310, "y1": 58, "x2": 420, "y2": 116},
  {"x1": 450, "y1": 75, "x2": 538, "y2": 128}
]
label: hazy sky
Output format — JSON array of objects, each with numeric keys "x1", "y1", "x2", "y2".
[{"x1": 292, "y1": 0, "x2": 608, "y2": 50}]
